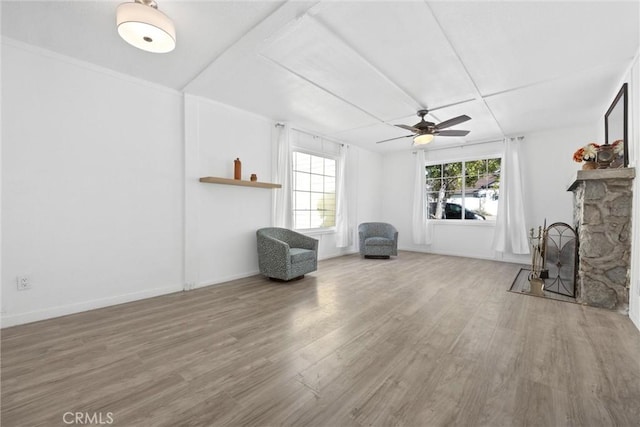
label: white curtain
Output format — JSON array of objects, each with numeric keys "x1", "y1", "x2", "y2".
[
  {"x1": 492, "y1": 137, "x2": 530, "y2": 254},
  {"x1": 412, "y1": 149, "x2": 432, "y2": 245},
  {"x1": 272, "y1": 124, "x2": 292, "y2": 228},
  {"x1": 335, "y1": 145, "x2": 350, "y2": 247}
]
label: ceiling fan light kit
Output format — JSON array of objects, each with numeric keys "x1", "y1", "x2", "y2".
[
  {"x1": 376, "y1": 109, "x2": 471, "y2": 145},
  {"x1": 413, "y1": 134, "x2": 434, "y2": 145},
  {"x1": 116, "y1": 0, "x2": 176, "y2": 53}
]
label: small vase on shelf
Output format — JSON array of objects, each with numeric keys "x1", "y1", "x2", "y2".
[
  {"x1": 234, "y1": 158, "x2": 242, "y2": 180},
  {"x1": 582, "y1": 160, "x2": 598, "y2": 170}
]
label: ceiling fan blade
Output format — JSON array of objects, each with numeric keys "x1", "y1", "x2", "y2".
[
  {"x1": 395, "y1": 124, "x2": 419, "y2": 132},
  {"x1": 437, "y1": 129, "x2": 470, "y2": 137},
  {"x1": 436, "y1": 115, "x2": 471, "y2": 130},
  {"x1": 375, "y1": 134, "x2": 414, "y2": 144}
]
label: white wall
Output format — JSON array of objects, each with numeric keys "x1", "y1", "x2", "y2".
[
  {"x1": 624, "y1": 51, "x2": 639, "y2": 331},
  {"x1": 182, "y1": 98, "x2": 386, "y2": 287},
  {"x1": 1, "y1": 39, "x2": 385, "y2": 327},
  {"x1": 291, "y1": 145, "x2": 383, "y2": 260},
  {"x1": 333, "y1": 144, "x2": 384, "y2": 257},
  {"x1": 287, "y1": 131, "x2": 384, "y2": 259},
  {"x1": 381, "y1": 124, "x2": 597, "y2": 263},
  {"x1": 318, "y1": 145, "x2": 384, "y2": 258},
  {"x1": 382, "y1": 142, "x2": 514, "y2": 261},
  {"x1": 521, "y1": 125, "x2": 600, "y2": 229},
  {"x1": 184, "y1": 95, "x2": 274, "y2": 287},
  {"x1": 381, "y1": 151, "x2": 422, "y2": 251},
  {"x1": 1, "y1": 40, "x2": 184, "y2": 327},
  {"x1": 353, "y1": 145, "x2": 384, "y2": 225},
  {"x1": 2, "y1": 35, "x2": 633, "y2": 331}
]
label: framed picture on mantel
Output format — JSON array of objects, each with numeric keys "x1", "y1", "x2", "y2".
[{"x1": 604, "y1": 83, "x2": 628, "y2": 168}]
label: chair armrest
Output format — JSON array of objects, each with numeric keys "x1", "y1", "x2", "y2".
[
  {"x1": 287, "y1": 232, "x2": 318, "y2": 251},
  {"x1": 385, "y1": 226, "x2": 399, "y2": 240},
  {"x1": 307, "y1": 236, "x2": 319, "y2": 252},
  {"x1": 359, "y1": 231, "x2": 366, "y2": 248}
]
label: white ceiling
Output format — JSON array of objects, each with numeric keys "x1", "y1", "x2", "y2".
[{"x1": 2, "y1": 1, "x2": 638, "y2": 152}]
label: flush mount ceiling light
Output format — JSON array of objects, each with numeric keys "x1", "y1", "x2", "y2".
[
  {"x1": 116, "y1": 0, "x2": 176, "y2": 53},
  {"x1": 413, "y1": 133, "x2": 434, "y2": 145}
]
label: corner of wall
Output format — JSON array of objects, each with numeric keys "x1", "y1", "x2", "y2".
[{"x1": 627, "y1": 50, "x2": 640, "y2": 331}]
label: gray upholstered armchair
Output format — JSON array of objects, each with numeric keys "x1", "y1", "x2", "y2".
[
  {"x1": 256, "y1": 227, "x2": 319, "y2": 281},
  {"x1": 358, "y1": 222, "x2": 398, "y2": 258}
]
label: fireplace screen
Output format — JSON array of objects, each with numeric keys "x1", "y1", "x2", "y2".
[{"x1": 544, "y1": 222, "x2": 577, "y2": 297}]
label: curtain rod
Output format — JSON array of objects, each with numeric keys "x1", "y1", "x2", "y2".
[
  {"x1": 275, "y1": 123, "x2": 345, "y2": 147},
  {"x1": 412, "y1": 136, "x2": 524, "y2": 153},
  {"x1": 276, "y1": 123, "x2": 523, "y2": 151}
]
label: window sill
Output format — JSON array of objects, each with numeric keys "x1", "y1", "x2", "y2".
[
  {"x1": 428, "y1": 220, "x2": 496, "y2": 227},
  {"x1": 296, "y1": 228, "x2": 336, "y2": 236}
]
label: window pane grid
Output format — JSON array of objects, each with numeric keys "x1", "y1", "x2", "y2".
[
  {"x1": 293, "y1": 151, "x2": 337, "y2": 230},
  {"x1": 426, "y1": 157, "x2": 501, "y2": 221}
]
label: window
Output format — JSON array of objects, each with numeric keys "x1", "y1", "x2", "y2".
[
  {"x1": 292, "y1": 151, "x2": 336, "y2": 230},
  {"x1": 426, "y1": 158, "x2": 501, "y2": 221}
]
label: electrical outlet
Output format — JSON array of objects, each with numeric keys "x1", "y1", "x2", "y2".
[{"x1": 16, "y1": 275, "x2": 32, "y2": 291}]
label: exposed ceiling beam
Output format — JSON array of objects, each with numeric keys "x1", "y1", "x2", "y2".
[
  {"x1": 423, "y1": 0, "x2": 505, "y2": 136},
  {"x1": 309, "y1": 13, "x2": 423, "y2": 116},
  {"x1": 181, "y1": 0, "x2": 320, "y2": 92},
  {"x1": 259, "y1": 52, "x2": 387, "y2": 123}
]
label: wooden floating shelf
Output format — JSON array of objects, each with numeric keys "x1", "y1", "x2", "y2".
[{"x1": 199, "y1": 176, "x2": 282, "y2": 189}]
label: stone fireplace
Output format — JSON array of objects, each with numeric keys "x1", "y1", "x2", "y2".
[{"x1": 568, "y1": 168, "x2": 635, "y2": 311}]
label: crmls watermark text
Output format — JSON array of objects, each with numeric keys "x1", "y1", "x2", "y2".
[{"x1": 63, "y1": 412, "x2": 114, "y2": 425}]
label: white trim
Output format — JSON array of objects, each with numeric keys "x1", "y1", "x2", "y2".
[
  {"x1": 397, "y1": 246, "x2": 495, "y2": 261},
  {"x1": 183, "y1": 94, "x2": 201, "y2": 292},
  {"x1": 291, "y1": 149, "x2": 339, "y2": 232},
  {"x1": 425, "y1": 151, "x2": 503, "y2": 166},
  {"x1": 1, "y1": 284, "x2": 183, "y2": 328},
  {"x1": 2, "y1": 36, "x2": 182, "y2": 96},
  {"x1": 197, "y1": 270, "x2": 261, "y2": 289},
  {"x1": 397, "y1": 247, "x2": 527, "y2": 265},
  {"x1": 428, "y1": 219, "x2": 496, "y2": 227},
  {"x1": 422, "y1": 138, "x2": 504, "y2": 153},
  {"x1": 291, "y1": 127, "x2": 346, "y2": 148},
  {"x1": 291, "y1": 146, "x2": 339, "y2": 162},
  {"x1": 299, "y1": 227, "x2": 337, "y2": 236},
  {"x1": 425, "y1": 156, "x2": 502, "y2": 221},
  {"x1": 318, "y1": 251, "x2": 349, "y2": 261},
  {"x1": 183, "y1": 92, "x2": 274, "y2": 124}
]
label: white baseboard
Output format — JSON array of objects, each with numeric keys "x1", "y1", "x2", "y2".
[
  {"x1": 631, "y1": 310, "x2": 640, "y2": 331},
  {"x1": 318, "y1": 248, "x2": 359, "y2": 261},
  {"x1": 398, "y1": 245, "x2": 494, "y2": 260},
  {"x1": 1, "y1": 284, "x2": 183, "y2": 328},
  {"x1": 397, "y1": 246, "x2": 528, "y2": 265},
  {"x1": 197, "y1": 270, "x2": 261, "y2": 288},
  {"x1": 1, "y1": 249, "x2": 528, "y2": 329}
]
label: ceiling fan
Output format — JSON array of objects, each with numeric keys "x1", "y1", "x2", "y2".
[{"x1": 376, "y1": 109, "x2": 471, "y2": 145}]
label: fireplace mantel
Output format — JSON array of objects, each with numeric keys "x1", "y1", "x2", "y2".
[
  {"x1": 568, "y1": 167, "x2": 635, "y2": 311},
  {"x1": 567, "y1": 168, "x2": 635, "y2": 191}
]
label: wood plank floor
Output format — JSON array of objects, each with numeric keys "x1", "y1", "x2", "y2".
[{"x1": 2, "y1": 252, "x2": 640, "y2": 426}]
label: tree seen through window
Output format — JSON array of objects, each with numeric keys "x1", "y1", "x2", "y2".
[{"x1": 426, "y1": 158, "x2": 501, "y2": 220}]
